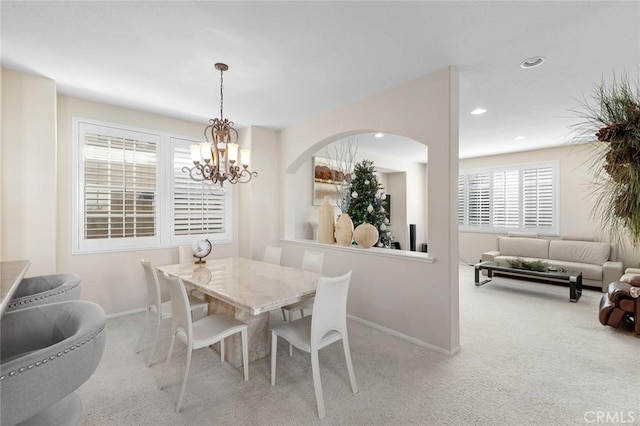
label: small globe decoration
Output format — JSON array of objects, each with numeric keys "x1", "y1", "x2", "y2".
[{"x1": 192, "y1": 239, "x2": 212, "y2": 264}]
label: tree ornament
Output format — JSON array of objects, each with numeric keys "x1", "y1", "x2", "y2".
[
  {"x1": 367, "y1": 204, "x2": 374, "y2": 213},
  {"x1": 352, "y1": 191, "x2": 358, "y2": 198}
]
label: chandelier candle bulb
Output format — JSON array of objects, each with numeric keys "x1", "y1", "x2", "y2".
[
  {"x1": 228, "y1": 143, "x2": 239, "y2": 163},
  {"x1": 200, "y1": 142, "x2": 211, "y2": 162},
  {"x1": 240, "y1": 149, "x2": 250, "y2": 167},
  {"x1": 190, "y1": 144, "x2": 201, "y2": 163}
]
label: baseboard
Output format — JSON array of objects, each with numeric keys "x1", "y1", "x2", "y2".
[
  {"x1": 347, "y1": 314, "x2": 461, "y2": 356},
  {"x1": 106, "y1": 307, "x2": 146, "y2": 320},
  {"x1": 106, "y1": 308, "x2": 463, "y2": 356}
]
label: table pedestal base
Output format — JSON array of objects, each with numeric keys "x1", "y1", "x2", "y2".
[{"x1": 206, "y1": 296, "x2": 270, "y2": 368}]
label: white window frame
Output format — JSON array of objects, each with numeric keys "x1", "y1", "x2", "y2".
[
  {"x1": 458, "y1": 161, "x2": 559, "y2": 235},
  {"x1": 72, "y1": 117, "x2": 232, "y2": 254}
]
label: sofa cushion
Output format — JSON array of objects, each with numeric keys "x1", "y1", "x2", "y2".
[
  {"x1": 498, "y1": 237, "x2": 549, "y2": 259},
  {"x1": 548, "y1": 240, "x2": 610, "y2": 266}
]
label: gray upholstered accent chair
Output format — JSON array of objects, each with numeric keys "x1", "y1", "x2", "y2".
[
  {"x1": 7, "y1": 273, "x2": 81, "y2": 312},
  {"x1": 1, "y1": 300, "x2": 107, "y2": 426}
]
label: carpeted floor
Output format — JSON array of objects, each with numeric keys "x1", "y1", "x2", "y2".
[{"x1": 77, "y1": 264, "x2": 640, "y2": 425}]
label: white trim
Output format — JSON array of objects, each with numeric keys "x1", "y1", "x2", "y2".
[
  {"x1": 281, "y1": 238, "x2": 435, "y2": 263},
  {"x1": 106, "y1": 306, "x2": 146, "y2": 320},
  {"x1": 347, "y1": 314, "x2": 461, "y2": 356}
]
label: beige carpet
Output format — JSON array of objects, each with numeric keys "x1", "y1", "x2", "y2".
[{"x1": 77, "y1": 264, "x2": 640, "y2": 425}]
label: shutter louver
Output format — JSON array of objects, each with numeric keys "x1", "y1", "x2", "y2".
[
  {"x1": 83, "y1": 133, "x2": 156, "y2": 240},
  {"x1": 467, "y1": 172, "x2": 490, "y2": 226},
  {"x1": 492, "y1": 170, "x2": 520, "y2": 227},
  {"x1": 173, "y1": 144, "x2": 228, "y2": 236},
  {"x1": 458, "y1": 175, "x2": 466, "y2": 225},
  {"x1": 523, "y1": 167, "x2": 554, "y2": 229}
]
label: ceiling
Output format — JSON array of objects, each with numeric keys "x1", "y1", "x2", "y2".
[{"x1": 2, "y1": 1, "x2": 639, "y2": 162}]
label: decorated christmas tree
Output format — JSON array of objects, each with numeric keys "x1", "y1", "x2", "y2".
[{"x1": 346, "y1": 159, "x2": 392, "y2": 248}]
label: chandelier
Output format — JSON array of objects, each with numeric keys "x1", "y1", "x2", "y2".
[{"x1": 184, "y1": 63, "x2": 257, "y2": 186}]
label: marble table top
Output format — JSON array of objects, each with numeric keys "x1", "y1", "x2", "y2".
[
  {"x1": 157, "y1": 257, "x2": 320, "y2": 315},
  {"x1": 1, "y1": 260, "x2": 30, "y2": 316}
]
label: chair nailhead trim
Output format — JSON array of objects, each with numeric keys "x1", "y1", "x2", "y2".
[
  {"x1": 7, "y1": 281, "x2": 80, "y2": 309},
  {"x1": 0, "y1": 324, "x2": 106, "y2": 381}
]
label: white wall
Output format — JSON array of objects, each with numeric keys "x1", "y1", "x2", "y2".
[
  {"x1": 1, "y1": 69, "x2": 57, "y2": 275},
  {"x1": 237, "y1": 126, "x2": 280, "y2": 261},
  {"x1": 279, "y1": 67, "x2": 460, "y2": 353},
  {"x1": 458, "y1": 144, "x2": 640, "y2": 270}
]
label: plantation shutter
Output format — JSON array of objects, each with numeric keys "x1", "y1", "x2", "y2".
[
  {"x1": 83, "y1": 132, "x2": 157, "y2": 240},
  {"x1": 172, "y1": 143, "x2": 228, "y2": 237},
  {"x1": 459, "y1": 162, "x2": 557, "y2": 234},
  {"x1": 466, "y1": 172, "x2": 491, "y2": 226},
  {"x1": 492, "y1": 169, "x2": 520, "y2": 227},
  {"x1": 457, "y1": 175, "x2": 466, "y2": 225},
  {"x1": 523, "y1": 166, "x2": 554, "y2": 229}
]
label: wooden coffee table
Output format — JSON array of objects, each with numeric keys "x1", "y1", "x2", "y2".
[{"x1": 474, "y1": 261, "x2": 582, "y2": 302}]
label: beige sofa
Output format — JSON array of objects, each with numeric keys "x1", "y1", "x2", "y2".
[{"x1": 481, "y1": 235, "x2": 623, "y2": 292}]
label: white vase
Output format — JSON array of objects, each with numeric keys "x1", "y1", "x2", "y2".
[
  {"x1": 317, "y1": 196, "x2": 335, "y2": 244},
  {"x1": 335, "y1": 213, "x2": 354, "y2": 246},
  {"x1": 353, "y1": 222, "x2": 379, "y2": 248}
]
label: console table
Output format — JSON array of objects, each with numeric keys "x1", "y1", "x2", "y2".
[{"x1": 474, "y1": 261, "x2": 583, "y2": 302}]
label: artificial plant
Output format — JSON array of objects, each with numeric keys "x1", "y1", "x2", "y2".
[{"x1": 572, "y1": 74, "x2": 640, "y2": 247}]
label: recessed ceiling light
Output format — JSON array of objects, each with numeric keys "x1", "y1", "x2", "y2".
[
  {"x1": 520, "y1": 56, "x2": 545, "y2": 69},
  {"x1": 515, "y1": 136, "x2": 526, "y2": 140},
  {"x1": 374, "y1": 132, "x2": 384, "y2": 138},
  {"x1": 471, "y1": 108, "x2": 487, "y2": 115}
]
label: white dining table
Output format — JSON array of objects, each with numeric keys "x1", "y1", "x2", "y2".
[{"x1": 157, "y1": 257, "x2": 320, "y2": 367}]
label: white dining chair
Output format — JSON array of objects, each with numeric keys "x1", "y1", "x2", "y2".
[
  {"x1": 158, "y1": 272, "x2": 249, "y2": 413},
  {"x1": 271, "y1": 271, "x2": 357, "y2": 419},
  {"x1": 280, "y1": 250, "x2": 324, "y2": 321},
  {"x1": 263, "y1": 245, "x2": 283, "y2": 265},
  {"x1": 135, "y1": 259, "x2": 209, "y2": 367}
]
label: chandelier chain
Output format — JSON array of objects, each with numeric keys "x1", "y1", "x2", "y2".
[{"x1": 219, "y1": 67, "x2": 224, "y2": 120}]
